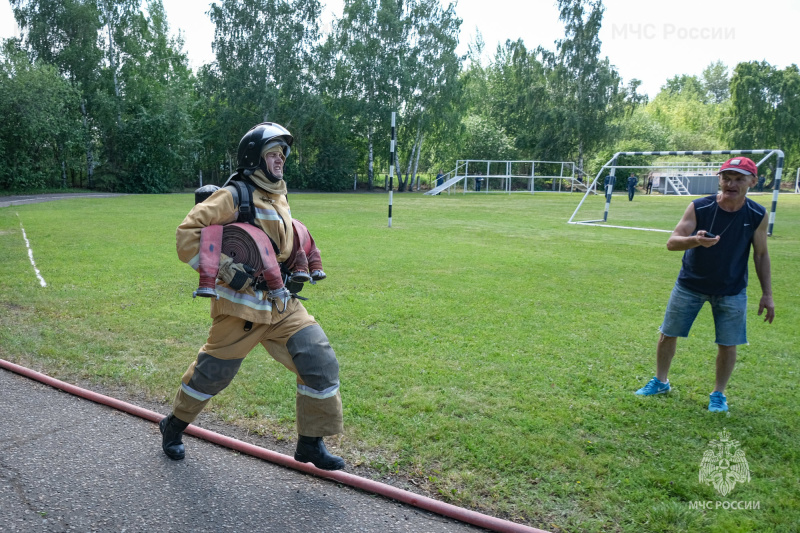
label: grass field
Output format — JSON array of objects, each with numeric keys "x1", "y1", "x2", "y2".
[{"x1": 1, "y1": 191, "x2": 798, "y2": 532}]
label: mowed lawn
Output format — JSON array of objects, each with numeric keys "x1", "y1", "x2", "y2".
[{"x1": 1, "y1": 191, "x2": 798, "y2": 532}]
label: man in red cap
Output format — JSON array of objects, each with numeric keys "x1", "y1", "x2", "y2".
[{"x1": 634, "y1": 156, "x2": 775, "y2": 412}]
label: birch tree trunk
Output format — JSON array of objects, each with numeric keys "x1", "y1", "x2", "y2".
[
  {"x1": 400, "y1": 140, "x2": 415, "y2": 192},
  {"x1": 80, "y1": 101, "x2": 94, "y2": 189},
  {"x1": 394, "y1": 152, "x2": 402, "y2": 192},
  {"x1": 412, "y1": 133, "x2": 424, "y2": 191},
  {"x1": 368, "y1": 125, "x2": 375, "y2": 191}
]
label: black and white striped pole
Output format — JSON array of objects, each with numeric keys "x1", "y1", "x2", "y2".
[
  {"x1": 388, "y1": 112, "x2": 395, "y2": 228},
  {"x1": 767, "y1": 153, "x2": 783, "y2": 236},
  {"x1": 604, "y1": 157, "x2": 617, "y2": 222}
]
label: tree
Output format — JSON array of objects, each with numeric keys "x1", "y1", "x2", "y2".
[
  {"x1": 199, "y1": 0, "x2": 324, "y2": 185},
  {"x1": 702, "y1": 61, "x2": 729, "y2": 104},
  {"x1": 107, "y1": 0, "x2": 196, "y2": 192},
  {"x1": 323, "y1": 0, "x2": 407, "y2": 190},
  {"x1": 10, "y1": 0, "x2": 104, "y2": 187},
  {"x1": 484, "y1": 39, "x2": 549, "y2": 159},
  {"x1": 395, "y1": 0, "x2": 461, "y2": 191},
  {"x1": 728, "y1": 61, "x2": 800, "y2": 182},
  {"x1": 647, "y1": 79, "x2": 725, "y2": 150},
  {"x1": 0, "y1": 39, "x2": 83, "y2": 190},
  {"x1": 9, "y1": 0, "x2": 197, "y2": 192},
  {"x1": 662, "y1": 73, "x2": 706, "y2": 101},
  {"x1": 547, "y1": 0, "x2": 622, "y2": 174}
]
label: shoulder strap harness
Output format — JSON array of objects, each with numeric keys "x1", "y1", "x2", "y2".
[{"x1": 224, "y1": 178, "x2": 256, "y2": 226}]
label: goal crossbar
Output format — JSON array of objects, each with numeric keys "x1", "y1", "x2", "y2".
[{"x1": 567, "y1": 149, "x2": 785, "y2": 236}]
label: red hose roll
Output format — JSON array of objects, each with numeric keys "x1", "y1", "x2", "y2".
[
  {"x1": 221, "y1": 223, "x2": 284, "y2": 291},
  {"x1": 195, "y1": 223, "x2": 285, "y2": 298}
]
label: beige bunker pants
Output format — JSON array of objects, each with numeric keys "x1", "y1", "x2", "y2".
[{"x1": 172, "y1": 301, "x2": 343, "y2": 437}]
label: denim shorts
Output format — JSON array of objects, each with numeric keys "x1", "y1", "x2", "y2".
[{"x1": 659, "y1": 282, "x2": 748, "y2": 346}]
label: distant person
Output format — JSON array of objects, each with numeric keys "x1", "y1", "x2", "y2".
[
  {"x1": 627, "y1": 174, "x2": 638, "y2": 201},
  {"x1": 757, "y1": 174, "x2": 766, "y2": 192},
  {"x1": 635, "y1": 157, "x2": 774, "y2": 413},
  {"x1": 475, "y1": 174, "x2": 483, "y2": 192},
  {"x1": 435, "y1": 169, "x2": 444, "y2": 195},
  {"x1": 646, "y1": 176, "x2": 653, "y2": 194}
]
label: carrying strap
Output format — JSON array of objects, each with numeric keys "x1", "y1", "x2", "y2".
[{"x1": 224, "y1": 179, "x2": 256, "y2": 226}]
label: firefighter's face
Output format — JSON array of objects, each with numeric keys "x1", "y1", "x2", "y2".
[{"x1": 263, "y1": 151, "x2": 284, "y2": 179}]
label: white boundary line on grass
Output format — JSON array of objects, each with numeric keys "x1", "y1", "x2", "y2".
[
  {"x1": 571, "y1": 221, "x2": 672, "y2": 233},
  {"x1": 17, "y1": 213, "x2": 47, "y2": 287}
]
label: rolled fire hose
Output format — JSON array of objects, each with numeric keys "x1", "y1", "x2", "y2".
[{"x1": 194, "y1": 223, "x2": 284, "y2": 298}]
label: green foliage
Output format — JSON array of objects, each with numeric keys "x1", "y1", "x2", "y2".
[
  {"x1": 702, "y1": 61, "x2": 730, "y2": 104},
  {"x1": 597, "y1": 60, "x2": 735, "y2": 182},
  {"x1": 459, "y1": 114, "x2": 517, "y2": 160},
  {"x1": 484, "y1": 40, "x2": 553, "y2": 158},
  {"x1": 455, "y1": 1, "x2": 624, "y2": 176},
  {"x1": 99, "y1": 0, "x2": 196, "y2": 192},
  {"x1": 7, "y1": 0, "x2": 197, "y2": 193},
  {"x1": 727, "y1": 61, "x2": 800, "y2": 179},
  {"x1": 549, "y1": 0, "x2": 623, "y2": 168},
  {"x1": 0, "y1": 40, "x2": 83, "y2": 190},
  {"x1": 2, "y1": 0, "x2": 797, "y2": 195},
  {"x1": 645, "y1": 85, "x2": 726, "y2": 150}
]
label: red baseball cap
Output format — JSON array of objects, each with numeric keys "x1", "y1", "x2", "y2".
[{"x1": 718, "y1": 157, "x2": 757, "y2": 176}]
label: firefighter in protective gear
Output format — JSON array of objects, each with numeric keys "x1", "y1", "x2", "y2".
[{"x1": 161, "y1": 122, "x2": 345, "y2": 470}]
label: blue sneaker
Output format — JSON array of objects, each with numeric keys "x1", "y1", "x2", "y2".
[
  {"x1": 708, "y1": 391, "x2": 728, "y2": 412},
  {"x1": 635, "y1": 377, "x2": 671, "y2": 396}
]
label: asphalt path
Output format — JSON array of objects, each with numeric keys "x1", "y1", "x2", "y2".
[{"x1": 0, "y1": 368, "x2": 485, "y2": 532}]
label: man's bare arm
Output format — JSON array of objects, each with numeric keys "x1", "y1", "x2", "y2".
[
  {"x1": 752, "y1": 212, "x2": 775, "y2": 323},
  {"x1": 666, "y1": 203, "x2": 720, "y2": 251}
]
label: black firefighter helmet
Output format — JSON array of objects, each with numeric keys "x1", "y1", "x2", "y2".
[{"x1": 236, "y1": 122, "x2": 293, "y2": 177}]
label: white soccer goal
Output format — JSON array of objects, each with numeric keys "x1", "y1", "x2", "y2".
[{"x1": 568, "y1": 150, "x2": 785, "y2": 236}]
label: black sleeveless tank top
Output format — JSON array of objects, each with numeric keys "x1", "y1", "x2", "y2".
[{"x1": 677, "y1": 195, "x2": 766, "y2": 295}]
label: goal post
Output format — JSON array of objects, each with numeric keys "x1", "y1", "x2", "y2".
[{"x1": 567, "y1": 149, "x2": 785, "y2": 236}]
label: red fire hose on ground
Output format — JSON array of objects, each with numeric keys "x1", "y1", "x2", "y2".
[{"x1": 0, "y1": 358, "x2": 550, "y2": 533}]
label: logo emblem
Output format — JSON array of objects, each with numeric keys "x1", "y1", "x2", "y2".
[
  {"x1": 699, "y1": 428, "x2": 750, "y2": 496},
  {"x1": 730, "y1": 159, "x2": 742, "y2": 166}
]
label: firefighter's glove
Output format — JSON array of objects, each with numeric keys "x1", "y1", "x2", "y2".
[{"x1": 218, "y1": 253, "x2": 256, "y2": 291}]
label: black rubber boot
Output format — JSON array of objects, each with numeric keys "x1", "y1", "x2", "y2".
[
  {"x1": 294, "y1": 436, "x2": 345, "y2": 470},
  {"x1": 159, "y1": 414, "x2": 189, "y2": 460}
]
